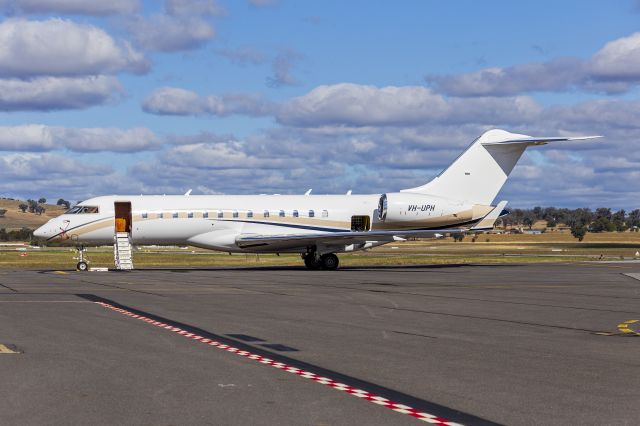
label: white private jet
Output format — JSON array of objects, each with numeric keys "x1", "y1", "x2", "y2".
[{"x1": 33, "y1": 129, "x2": 598, "y2": 271}]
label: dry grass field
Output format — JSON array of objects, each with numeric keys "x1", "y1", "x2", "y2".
[{"x1": 0, "y1": 199, "x2": 66, "y2": 230}]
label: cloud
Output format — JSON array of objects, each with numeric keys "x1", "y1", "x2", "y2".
[
  {"x1": 0, "y1": 125, "x2": 162, "y2": 152},
  {"x1": 0, "y1": 152, "x2": 126, "y2": 201},
  {"x1": 0, "y1": 76, "x2": 123, "y2": 111},
  {"x1": 142, "y1": 87, "x2": 274, "y2": 117},
  {"x1": 1, "y1": 0, "x2": 139, "y2": 15},
  {"x1": 589, "y1": 32, "x2": 640, "y2": 81},
  {"x1": 266, "y1": 50, "x2": 304, "y2": 87},
  {"x1": 215, "y1": 46, "x2": 268, "y2": 66},
  {"x1": 127, "y1": 15, "x2": 215, "y2": 52},
  {"x1": 165, "y1": 0, "x2": 224, "y2": 16},
  {"x1": 276, "y1": 83, "x2": 541, "y2": 127},
  {"x1": 0, "y1": 18, "x2": 148, "y2": 78},
  {"x1": 427, "y1": 58, "x2": 586, "y2": 97},
  {"x1": 249, "y1": 0, "x2": 278, "y2": 7},
  {"x1": 0, "y1": 153, "x2": 111, "y2": 179},
  {"x1": 56, "y1": 127, "x2": 161, "y2": 152},
  {"x1": 426, "y1": 32, "x2": 640, "y2": 96}
]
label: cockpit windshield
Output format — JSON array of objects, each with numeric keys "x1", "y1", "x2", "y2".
[{"x1": 65, "y1": 206, "x2": 99, "y2": 214}]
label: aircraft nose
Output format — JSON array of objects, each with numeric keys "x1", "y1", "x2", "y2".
[{"x1": 33, "y1": 225, "x2": 48, "y2": 240}]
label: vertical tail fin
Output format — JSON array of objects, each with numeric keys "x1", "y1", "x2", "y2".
[{"x1": 400, "y1": 129, "x2": 600, "y2": 205}]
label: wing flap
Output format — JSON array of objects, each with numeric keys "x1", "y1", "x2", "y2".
[{"x1": 235, "y1": 228, "x2": 468, "y2": 250}]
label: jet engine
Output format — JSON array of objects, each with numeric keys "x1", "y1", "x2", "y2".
[{"x1": 377, "y1": 192, "x2": 475, "y2": 226}]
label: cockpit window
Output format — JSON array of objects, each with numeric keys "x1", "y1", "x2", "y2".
[
  {"x1": 65, "y1": 205, "x2": 99, "y2": 214},
  {"x1": 65, "y1": 206, "x2": 82, "y2": 214}
]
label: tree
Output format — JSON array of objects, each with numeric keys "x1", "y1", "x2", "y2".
[
  {"x1": 38, "y1": 197, "x2": 46, "y2": 204},
  {"x1": 532, "y1": 206, "x2": 543, "y2": 220},
  {"x1": 452, "y1": 233, "x2": 465, "y2": 242},
  {"x1": 26, "y1": 199, "x2": 38, "y2": 213},
  {"x1": 56, "y1": 198, "x2": 70, "y2": 209},
  {"x1": 18, "y1": 203, "x2": 28, "y2": 213},
  {"x1": 522, "y1": 216, "x2": 534, "y2": 229},
  {"x1": 571, "y1": 223, "x2": 587, "y2": 241},
  {"x1": 612, "y1": 209, "x2": 627, "y2": 232}
]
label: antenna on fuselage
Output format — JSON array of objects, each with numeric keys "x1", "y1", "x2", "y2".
[
  {"x1": 304, "y1": 189, "x2": 312, "y2": 196},
  {"x1": 346, "y1": 190, "x2": 352, "y2": 195},
  {"x1": 184, "y1": 189, "x2": 192, "y2": 196}
]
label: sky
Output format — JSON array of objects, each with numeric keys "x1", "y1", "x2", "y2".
[{"x1": 0, "y1": 0, "x2": 639, "y2": 208}]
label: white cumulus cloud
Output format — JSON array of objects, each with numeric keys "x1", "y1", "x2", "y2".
[
  {"x1": 142, "y1": 87, "x2": 274, "y2": 117},
  {"x1": 427, "y1": 31, "x2": 640, "y2": 96},
  {"x1": 0, "y1": 18, "x2": 148, "y2": 78},
  {"x1": 0, "y1": 125, "x2": 161, "y2": 152},
  {"x1": 0, "y1": 76, "x2": 123, "y2": 111}
]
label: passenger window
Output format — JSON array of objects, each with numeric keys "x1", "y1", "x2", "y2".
[
  {"x1": 293, "y1": 210, "x2": 299, "y2": 217},
  {"x1": 142, "y1": 212, "x2": 148, "y2": 219},
  {"x1": 308, "y1": 210, "x2": 315, "y2": 218},
  {"x1": 263, "y1": 210, "x2": 270, "y2": 218},
  {"x1": 218, "y1": 211, "x2": 223, "y2": 218},
  {"x1": 172, "y1": 212, "x2": 178, "y2": 218},
  {"x1": 203, "y1": 212, "x2": 209, "y2": 219},
  {"x1": 187, "y1": 212, "x2": 193, "y2": 219},
  {"x1": 233, "y1": 211, "x2": 239, "y2": 218},
  {"x1": 279, "y1": 210, "x2": 285, "y2": 217},
  {"x1": 322, "y1": 210, "x2": 328, "y2": 218},
  {"x1": 159, "y1": 212, "x2": 164, "y2": 219},
  {"x1": 247, "y1": 210, "x2": 253, "y2": 218}
]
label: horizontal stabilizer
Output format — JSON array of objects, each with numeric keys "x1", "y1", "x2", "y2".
[{"x1": 481, "y1": 135, "x2": 601, "y2": 146}]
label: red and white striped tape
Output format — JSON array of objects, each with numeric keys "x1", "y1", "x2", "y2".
[{"x1": 95, "y1": 301, "x2": 463, "y2": 425}]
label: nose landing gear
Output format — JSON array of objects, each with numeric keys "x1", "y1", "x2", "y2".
[{"x1": 76, "y1": 245, "x2": 89, "y2": 272}]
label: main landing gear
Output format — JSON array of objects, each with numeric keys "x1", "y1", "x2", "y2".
[{"x1": 303, "y1": 252, "x2": 340, "y2": 270}]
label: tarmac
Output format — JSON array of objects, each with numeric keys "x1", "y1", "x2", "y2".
[{"x1": 0, "y1": 263, "x2": 639, "y2": 425}]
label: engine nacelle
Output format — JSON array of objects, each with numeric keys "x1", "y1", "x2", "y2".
[{"x1": 377, "y1": 192, "x2": 477, "y2": 227}]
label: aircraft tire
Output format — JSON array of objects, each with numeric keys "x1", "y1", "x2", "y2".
[
  {"x1": 304, "y1": 255, "x2": 321, "y2": 270},
  {"x1": 76, "y1": 261, "x2": 88, "y2": 272},
  {"x1": 320, "y1": 253, "x2": 339, "y2": 270}
]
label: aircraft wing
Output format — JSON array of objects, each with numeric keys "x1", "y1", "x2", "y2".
[
  {"x1": 235, "y1": 228, "x2": 467, "y2": 250},
  {"x1": 236, "y1": 201, "x2": 509, "y2": 251}
]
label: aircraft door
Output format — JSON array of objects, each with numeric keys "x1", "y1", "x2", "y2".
[
  {"x1": 351, "y1": 215, "x2": 370, "y2": 231},
  {"x1": 114, "y1": 202, "x2": 132, "y2": 234}
]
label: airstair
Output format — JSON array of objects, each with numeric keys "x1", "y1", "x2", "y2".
[{"x1": 114, "y1": 232, "x2": 134, "y2": 270}]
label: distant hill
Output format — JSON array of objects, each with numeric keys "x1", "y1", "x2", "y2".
[{"x1": 0, "y1": 199, "x2": 66, "y2": 230}]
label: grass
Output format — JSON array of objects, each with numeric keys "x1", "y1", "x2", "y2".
[{"x1": 2, "y1": 232, "x2": 639, "y2": 270}]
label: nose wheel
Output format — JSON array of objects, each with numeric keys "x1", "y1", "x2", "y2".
[{"x1": 75, "y1": 245, "x2": 89, "y2": 272}]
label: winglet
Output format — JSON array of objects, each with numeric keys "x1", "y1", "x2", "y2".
[{"x1": 471, "y1": 200, "x2": 508, "y2": 231}]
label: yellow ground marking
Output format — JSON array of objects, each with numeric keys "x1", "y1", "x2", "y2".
[
  {"x1": 617, "y1": 319, "x2": 640, "y2": 335},
  {"x1": 52, "y1": 271, "x2": 68, "y2": 275},
  {"x1": 0, "y1": 344, "x2": 18, "y2": 354}
]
